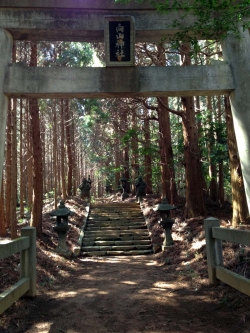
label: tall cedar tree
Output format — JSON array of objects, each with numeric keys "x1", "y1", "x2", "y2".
[
  {"x1": 158, "y1": 97, "x2": 177, "y2": 203},
  {"x1": 181, "y1": 43, "x2": 206, "y2": 217},
  {"x1": 143, "y1": 113, "x2": 153, "y2": 194},
  {"x1": 65, "y1": 100, "x2": 73, "y2": 196},
  {"x1": 29, "y1": 42, "x2": 43, "y2": 235},
  {"x1": 60, "y1": 99, "x2": 67, "y2": 201}
]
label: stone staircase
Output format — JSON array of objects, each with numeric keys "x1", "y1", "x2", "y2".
[{"x1": 80, "y1": 202, "x2": 152, "y2": 256}]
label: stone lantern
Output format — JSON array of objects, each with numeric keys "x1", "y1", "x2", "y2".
[
  {"x1": 49, "y1": 201, "x2": 73, "y2": 258},
  {"x1": 154, "y1": 198, "x2": 176, "y2": 249}
]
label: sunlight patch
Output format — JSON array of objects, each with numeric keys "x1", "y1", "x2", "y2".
[
  {"x1": 32, "y1": 322, "x2": 53, "y2": 332},
  {"x1": 146, "y1": 261, "x2": 158, "y2": 266},
  {"x1": 120, "y1": 280, "x2": 137, "y2": 285},
  {"x1": 98, "y1": 291, "x2": 109, "y2": 295},
  {"x1": 191, "y1": 239, "x2": 206, "y2": 250},
  {"x1": 0, "y1": 239, "x2": 12, "y2": 244},
  {"x1": 153, "y1": 281, "x2": 173, "y2": 289}
]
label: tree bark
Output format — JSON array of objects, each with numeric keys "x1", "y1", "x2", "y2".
[
  {"x1": 26, "y1": 100, "x2": 33, "y2": 211},
  {"x1": 65, "y1": 100, "x2": 73, "y2": 196},
  {"x1": 131, "y1": 110, "x2": 139, "y2": 195},
  {"x1": 181, "y1": 42, "x2": 206, "y2": 217},
  {"x1": 29, "y1": 42, "x2": 43, "y2": 235},
  {"x1": 217, "y1": 96, "x2": 225, "y2": 208},
  {"x1": 19, "y1": 99, "x2": 25, "y2": 218},
  {"x1": 60, "y1": 99, "x2": 67, "y2": 201},
  {"x1": 207, "y1": 96, "x2": 218, "y2": 203},
  {"x1": 10, "y1": 97, "x2": 17, "y2": 239},
  {"x1": 0, "y1": 175, "x2": 6, "y2": 236},
  {"x1": 53, "y1": 101, "x2": 58, "y2": 209},
  {"x1": 144, "y1": 116, "x2": 153, "y2": 194},
  {"x1": 5, "y1": 99, "x2": 12, "y2": 229},
  {"x1": 158, "y1": 97, "x2": 177, "y2": 203}
]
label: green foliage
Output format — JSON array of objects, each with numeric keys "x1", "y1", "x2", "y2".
[
  {"x1": 198, "y1": 109, "x2": 228, "y2": 164},
  {"x1": 115, "y1": 0, "x2": 250, "y2": 45},
  {"x1": 121, "y1": 128, "x2": 138, "y2": 144},
  {"x1": 57, "y1": 43, "x2": 93, "y2": 67},
  {"x1": 41, "y1": 42, "x2": 94, "y2": 67}
]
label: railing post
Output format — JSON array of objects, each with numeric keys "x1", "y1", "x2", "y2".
[
  {"x1": 20, "y1": 227, "x2": 36, "y2": 297},
  {"x1": 204, "y1": 217, "x2": 223, "y2": 285}
]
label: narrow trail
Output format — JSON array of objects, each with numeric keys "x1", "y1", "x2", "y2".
[{"x1": 5, "y1": 255, "x2": 249, "y2": 333}]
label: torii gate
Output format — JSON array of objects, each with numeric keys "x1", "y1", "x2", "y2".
[{"x1": 0, "y1": 0, "x2": 250, "y2": 211}]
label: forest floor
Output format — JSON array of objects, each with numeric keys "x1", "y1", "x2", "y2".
[{"x1": 1, "y1": 194, "x2": 250, "y2": 333}]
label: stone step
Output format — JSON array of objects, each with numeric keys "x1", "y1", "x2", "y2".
[
  {"x1": 81, "y1": 249, "x2": 153, "y2": 257},
  {"x1": 82, "y1": 244, "x2": 152, "y2": 252},
  {"x1": 86, "y1": 221, "x2": 146, "y2": 227},
  {"x1": 84, "y1": 230, "x2": 149, "y2": 236},
  {"x1": 82, "y1": 239, "x2": 151, "y2": 246},
  {"x1": 80, "y1": 202, "x2": 152, "y2": 257},
  {"x1": 83, "y1": 235, "x2": 150, "y2": 242},
  {"x1": 88, "y1": 215, "x2": 143, "y2": 219},
  {"x1": 91, "y1": 204, "x2": 139, "y2": 207},
  {"x1": 90, "y1": 208, "x2": 141, "y2": 211},
  {"x1": 87, "y1": 218, "x2": 145, "y2": 224},
  {"x1": 91, "y1": 206, "x2": 140, "y2": 209},
  {"x1": 88, "y1": 212, "x2": 144, "y2": 220},
  {"x1": 85, "y1": 225, "x2": 147, "y2": 231},
  {"x1": 87, "y1": 220, "x2": 145, "y2": 225}
]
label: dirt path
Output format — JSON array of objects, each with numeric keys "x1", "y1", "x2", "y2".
[{"x1": 1, "y1": 255, "x2": 249, "y2": 333}]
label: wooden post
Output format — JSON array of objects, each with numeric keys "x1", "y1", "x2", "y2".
[
  {"x1": 204, "y1": 217, "x2": 223, "y2": 284},
  {"x1": 20, "y1": 227, "x2": 36, "y2": 297}
]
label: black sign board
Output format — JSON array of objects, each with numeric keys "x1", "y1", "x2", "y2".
[
  {"x1": 104, "y1": 16, "x2": 135, "y2": 67},
  {"x1": 109, "y1": 21, "x2": 131, "y2": 62}
]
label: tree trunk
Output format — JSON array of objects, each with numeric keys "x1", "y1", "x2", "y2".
[
  {"x1": 26, "y1": 100, "x2": 33, "y2": 211},
  {"x1": 181, "y1": 96, "x2": 206, "y2": 217},
  {"x1": 5, "y1": 100, "x2": 12, "y2": 229},
  {"x1": 124, "y1": 147, "x2": 131, "y2": 193},
  {"x1": 0, "y1": 175, "x2": 6, "y2": 236},
  {"x1": 65, "y1": 100, "x2": 73, "y2": 196},
  {"x1": 158, "y1": 98, "x2": 177, "y2": 203},
  {"x1": 181, "y1": 43, "x2": 206, "y2": 217},
  {"x1": 225, "y1": 96, "x2": 250, "y2": 226},
  {"x1": 19, "y1": 99, "x2": 25, "y2": 218},
  {"x1": 71, "y1": 106, "x2": 77, "y2": 196},
  {"x1": 10, "y1": 97, "x2": 17, "y2": 239},
  {"x1": 207, "y1": 96, "x2": 218, "y2": 202},
  {"x1": 114, "y1": 122, "x2": 121, "y2": 191},
  {"x1": 121, "y1": 109, "x2": 131, "y2": 193},
  {"x1": 60, "y1": 99, "x2": 67, "y2": 201},
  {"x1": 53, "y1": 101, "x2": 58, "y2": 209},
  {"x1": 217, "y1": 96, "x2": 225, "y2": 208},
  {"x1": 144, "y1": 117, "x2": 153, "y2": 194},
  {"x1": 130, "y1": 111, "x2": 139, "y2": 195},
  {"x1": 29, "y1": 42, "x2": 43, "y2": 235}
]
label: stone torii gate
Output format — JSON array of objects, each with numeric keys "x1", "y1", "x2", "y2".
[{"x1": 0, "y1": 0, "x2": 250, "y2": 211}]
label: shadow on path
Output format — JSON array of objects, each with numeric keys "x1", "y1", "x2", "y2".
[{"x1": 1, "y1": 255, "x2": 249, "y2": 333}]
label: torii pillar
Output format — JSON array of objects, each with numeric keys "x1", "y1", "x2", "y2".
[
  {"x1": 0, "y1": 29, "x2": 13, "y2": 190},
  {"x1": 221, "y1": 28, "x2": 250, "y2": 213}
]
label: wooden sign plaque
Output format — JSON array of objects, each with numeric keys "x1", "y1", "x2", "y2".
[{"x1": 104, "y1": 16, "x2": 135, "y2": 67}]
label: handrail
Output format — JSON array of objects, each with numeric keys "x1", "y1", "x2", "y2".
[
  {"x1": 0, "y1": 236, "x2": 30, "y2": 260},
  {"x1": 0, "y1": 227, "x2": 36, "y2": 314},
  {"x1": 204, "y1": 217, "x2": 250, "y2": 297}
]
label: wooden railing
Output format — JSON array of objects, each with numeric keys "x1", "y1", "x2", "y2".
[
  {"x1": 0, "y1": 227, "x2": 36, "y2": 314},
  {"x1": 204, "y1": 217, "x2": 250, "y2": 297}
]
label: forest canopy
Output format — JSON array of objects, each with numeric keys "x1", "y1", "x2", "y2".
[{"x1": 115, "y1": 0, "x2": 250, "y2": 43}]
